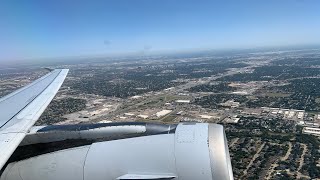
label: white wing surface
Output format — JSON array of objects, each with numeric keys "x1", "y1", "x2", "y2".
[{"x1": 0, "y1": 69, "x2": 68, "y2": 169}]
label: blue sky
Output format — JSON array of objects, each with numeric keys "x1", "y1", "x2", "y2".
[{"x1": 0, "y1": 0, "x2": 320, "y2": 61}]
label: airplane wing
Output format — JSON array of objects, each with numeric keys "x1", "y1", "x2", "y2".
[{"x1": 0, "y1": 69, "x2": 69, "y2": 169}]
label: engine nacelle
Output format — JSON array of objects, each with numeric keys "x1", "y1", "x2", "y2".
[{"x1": 1, "y1": 123, "x2": 233, "y2": 180}]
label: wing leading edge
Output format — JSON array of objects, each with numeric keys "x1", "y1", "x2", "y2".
[{"x1": 0, "y1": 69, "x2": 69, "y2": 169}]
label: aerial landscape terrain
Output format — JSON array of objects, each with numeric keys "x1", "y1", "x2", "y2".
[
  {"x1": 1, "y1": 0, "x2": 320, "y2": 179},
  {"x1": 1, "y1": 47, "x2": 320, "y2": 179}
]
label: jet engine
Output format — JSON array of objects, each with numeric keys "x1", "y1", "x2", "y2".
[{"x1": 1, "y1": 122, "x2": 233, "y2": 180}]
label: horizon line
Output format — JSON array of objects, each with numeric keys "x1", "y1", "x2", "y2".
[{"x1": 1, "y1": 43, "x2": 320, "y2": 65}]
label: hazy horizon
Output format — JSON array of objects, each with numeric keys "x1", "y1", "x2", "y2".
[
  {"x1": 1, "y1": 44, "x2": 320, "y2": 69},
  {"x1": 1, "y1": 0, "x2": 320, "y2": 62}
]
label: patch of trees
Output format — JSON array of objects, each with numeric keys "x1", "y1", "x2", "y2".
[
  {"x1": 193, "y1": 94, "x2": 248, "y2": 109},
  {"x1": 250, "y1": 78, "x2": 320, "y2": 111},
  {"x1": 37, "y1": 98, "x2": 86, "y2": 125},
  {"x1": 188, "y1": 82, "x2": 236, "y2": 93},
  {"x1": 72, "y1": 78, "x2": 180, "y2": 98},
  {"x1": 246, "y1": 96, "x2": 307, "y2": 110},
  {"x1": 297, "y1": 135, "x2": 320, "y2": 178},
  {"x1": 275, "y1": 78, "x2": 320, "y2": 97}
]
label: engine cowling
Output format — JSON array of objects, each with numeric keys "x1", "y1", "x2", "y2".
[{"x1": 1, "y1": 123, "x2": 233, "y2": 180}]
